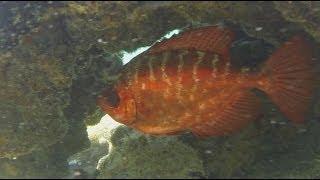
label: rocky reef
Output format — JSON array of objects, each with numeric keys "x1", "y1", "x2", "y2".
[
  {"x1": 0, "y1": 1, "x2": 319, "y2": 178},
  {"x1": 97, "y1": 126, "x2": 204, "y2": 179},
  {"x1": 274, "y1": 1, "x2": 320, "y2": 43}
]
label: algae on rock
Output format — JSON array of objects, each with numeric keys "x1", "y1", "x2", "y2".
[
  {"x1": 0, "y1": 50, "x2": 70, "y2": 158},
  {"x1": 274, "y1": 1, "x2": 320, "y2": 43},
  {"x1": 97, "y1": 126, "x2": 205, "y2": 179}
]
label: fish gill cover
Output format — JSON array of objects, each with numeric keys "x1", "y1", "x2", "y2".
[{"x1": 0, "y1": 1, "x2": 319, "y2": 179}]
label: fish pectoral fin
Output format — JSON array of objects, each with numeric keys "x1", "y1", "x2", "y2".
[{"x1": 191, "y1": 90, "x2": 262, "y2": 137}]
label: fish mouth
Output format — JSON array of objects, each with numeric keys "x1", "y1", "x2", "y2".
[
  {"x1": 112, "y1": 115, "x2": 135, "y2": 126},
  {"x1": 126, "y1": 120, "x2": 136, "y2": 126}
]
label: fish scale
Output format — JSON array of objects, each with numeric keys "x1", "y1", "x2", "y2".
[
  {"x1": 116, "y1": 48, "x2": 252, "y2": 135},
  {"x1": 98, "y1": 25, "x2": 318, "y2": 136}
]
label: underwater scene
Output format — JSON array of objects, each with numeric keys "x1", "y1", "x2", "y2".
[{"x1": 0, "y1": 1, "x2": 320, "y2": 179}]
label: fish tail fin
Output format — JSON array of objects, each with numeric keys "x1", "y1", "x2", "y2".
[{"x1": 257, "y1": 35, "x2": 318, "y2": 123}]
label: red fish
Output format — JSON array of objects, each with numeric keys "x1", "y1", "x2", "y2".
[{"x1": 97, "y1": 26, "x2": 318, "y2": 137}]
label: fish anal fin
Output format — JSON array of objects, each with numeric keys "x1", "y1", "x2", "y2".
[{"x1": 191, "y1": 90, "x2": 262, "y2": 137}]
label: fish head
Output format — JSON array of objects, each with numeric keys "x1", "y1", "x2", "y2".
[{"x1": 97, "y1": 86, "x2": 136, "y2": 125}]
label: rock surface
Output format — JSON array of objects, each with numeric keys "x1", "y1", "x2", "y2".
[{"x1": 97, "y1": 126, "x2": 205, "y2": 179}]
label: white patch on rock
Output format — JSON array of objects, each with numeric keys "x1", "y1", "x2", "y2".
[{"x1": 86, "y1": 114, "x2": 122, "y2": 142}]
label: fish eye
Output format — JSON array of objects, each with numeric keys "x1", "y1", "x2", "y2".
[{"x1": 100, "y1": 88, "x2": 120, "y2": 108}]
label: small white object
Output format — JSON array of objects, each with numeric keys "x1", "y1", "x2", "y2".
[
  {"x1": 270, "y1": 120, "x2": 277, "y2": 124},
  {"x1": 297, "y1": 128, "x2": 307, "y2": 133},
  {"x1": 255, "y1": 27, "x2": 263, "y2": 31}
]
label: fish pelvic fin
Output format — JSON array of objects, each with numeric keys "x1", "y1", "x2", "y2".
[{"x1": 257, "y1": 35, "x2": 318, "y2": 123}]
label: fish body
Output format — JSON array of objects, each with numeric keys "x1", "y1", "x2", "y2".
[{"x1": 98, "y1": 26, "x2": 317, "y2": 137}]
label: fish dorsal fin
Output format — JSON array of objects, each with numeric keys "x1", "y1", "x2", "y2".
[{"x1": 147, "y1": 25, "x2": 235, "y2": 59}]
